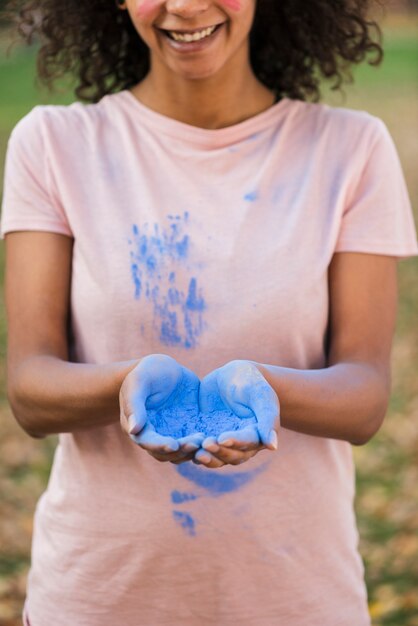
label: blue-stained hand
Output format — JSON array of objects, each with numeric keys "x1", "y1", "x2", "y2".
[
  {"x1": 119, "y1": 354, "x2": 204, "y2": 464},
  {"x1": 196, "y1": 360, "x2": 279, "y2": 468}
]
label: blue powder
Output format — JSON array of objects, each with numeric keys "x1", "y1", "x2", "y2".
[
  {"x1": 131, "y1": 263, "x2": 142, "y2": 298},
  {"x1": 175, "y1": 235, "x2": 189, "y2": 258},
  {"x1": 129, "y1": 217, "x2": 207, "y2": 349},
  {"x1": 176, "y1": 462, "x2": 267, "y2": 496},
  {"x1": 173, "y1": 511, "x2": 196, "y2": 536},
  {"x1": 244, "y1": 190, "x2": 259, "y2": 202},
  {"x1": 147, "y1": 406, "x2": 256, "y2": 439},
  {"x1": 171, "y1": 490, "x2": 198, "y2": 504},
  {"x1": 186, "y1": 278, "x2": 205, "y2": 311}
]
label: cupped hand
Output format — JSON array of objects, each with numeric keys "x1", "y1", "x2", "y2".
[
  {"x1": 119, "y1": 354, "x2": 204, "y2": 464},
  {"x1": 196, "y1": 360, "x2": 280, "y2": 469}
]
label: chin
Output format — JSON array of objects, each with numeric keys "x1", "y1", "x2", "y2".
[{"x1": 167, "y1": 61, "x2": 223, "y2": 82}]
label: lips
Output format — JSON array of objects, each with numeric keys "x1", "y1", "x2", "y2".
[
  {"x1": 157, "y1": 22, "x2": 224, "y2": 51},
  {"x1": 160, "y1": 23, "x2": 223, "y2": 35},
  {"x1": 159, "y1": 22, "x2": 224, "y2": 34},
  {"x1": 166, "y1": 24, "x2": 217, "y2": 42}
]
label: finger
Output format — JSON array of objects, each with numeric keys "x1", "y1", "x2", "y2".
[
  {"x1": 249, "y1": 383, "x2": 280, "y2": 449},
  {"x1": 200, "y1": 436, "x2": 218, "y2": 451},
  {"x1": 146, "y1": 450, "x2": 177, "y2": 462},
  {"x1": 147, "y1": 450, "x2": 195, "y2": 464},
  {"x1": 178, "y1": 433, "x2": 205, "y2": 452},
  {"x1": 205, "y1": 446, "x2": 258, "y2": 466},
  {"x1": 126, "y1": 369, "x2": 152, "y2": 433},
  {"x1": 170, "y1": 452, "x2": 197, "y2": 464},
  {"x1": 194, "y1": 449, "x2": 225, "y2": 469},
  {"x1": 125, "y1": 404, "x2": 148, "y2": 436},
  {"x1": 216, "y1": 426, "x2": 260, "y2": 450},
  {"x1": 119, "y1": 384, "x2": 147, "y2": 436},
  {"x1": 131, "y1": 424, "x2": 180, "y2": 452}
]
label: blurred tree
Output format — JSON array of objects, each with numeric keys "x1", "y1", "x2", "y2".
[
  {"x1": 0, "y1": 0, "x2": 10, "y2": 25},
  {"x1": 392, "y1": 0, "x2": 418, "y2": 9}
]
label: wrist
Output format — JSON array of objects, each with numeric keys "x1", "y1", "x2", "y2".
[{"x1": 117, "y1": 358, "x2": 142, "y2": 388}]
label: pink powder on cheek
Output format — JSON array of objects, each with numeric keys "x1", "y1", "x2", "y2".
[
  {"x1": 135, "y1": 0, "x2": 162, "y2": 18},
  {"x1": 220, "y1": 0, "x2": 241, "y2": 11}
]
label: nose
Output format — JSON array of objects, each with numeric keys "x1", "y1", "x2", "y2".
[{"x1": 164, "y1": 0, "x2": 210, "y2": 19}]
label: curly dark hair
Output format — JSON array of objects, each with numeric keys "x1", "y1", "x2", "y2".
[{"x1": 3, "y1": 0, "x2": 384, "y2": 103}]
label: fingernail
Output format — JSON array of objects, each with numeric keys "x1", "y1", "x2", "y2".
[
  {"x1": 199, "y1": 454, "x2": 212, "y2": 464},
  {"x1": 184, "y1": 443, "x2": 199, "y2": 453},
  {"x1": 218, "y1": 439, "x2": 233, "y2": 447},
  {"x1": 165, "y1": 442, "x2": 180, "y2": 452},
  {"x1": 204, "y1": 444, "x2": 219, "y2": 453},
  {"x1": 128, "y1": 415, "x2": 138, "y2": 434},
  {"x1": 268, "y1": 430, "x2": 278, "y2": 450}
]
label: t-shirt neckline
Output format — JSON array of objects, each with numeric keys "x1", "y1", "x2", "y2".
[{"x1": 116, "y1": 89, "x2": 292, "y2": 147}]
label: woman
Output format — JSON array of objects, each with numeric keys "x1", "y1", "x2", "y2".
[{"x1": 2, "y1": 0, "x2": 417, "y2": 624}]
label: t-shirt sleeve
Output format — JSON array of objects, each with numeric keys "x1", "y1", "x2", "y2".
[
  {"x1": 1, "y1": 106, "x2": 72, "y2": 239},
  {"x1": 335, "y1": 117, "x2": 418, "y2": 258}
]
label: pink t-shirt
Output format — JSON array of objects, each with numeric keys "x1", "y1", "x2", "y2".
[{"x1": 2, "y1": 91, "x2": 417, "y2": 626}]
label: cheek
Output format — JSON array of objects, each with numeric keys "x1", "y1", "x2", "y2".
[
  {"x1": 220, "y1": 0, "x2": 241, "y2": 10},
  {"x1": 135, "y1": 0, "x2": 163, "y2": 19}
]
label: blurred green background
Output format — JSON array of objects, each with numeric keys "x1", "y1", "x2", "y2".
[{"x1": 0, "y1": 5, "x2": 418, "y2": 626}]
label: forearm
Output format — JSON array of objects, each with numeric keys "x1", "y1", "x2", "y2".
[
  {"x1": 257, "y1": 361, "x2": 390, "y2": 445},
  {"x1": 8, "y1": 355, "x2": 139, "y2": 437}
]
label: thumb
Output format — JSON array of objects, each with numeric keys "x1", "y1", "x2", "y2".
[
  {"x1": 120, "y1": 381, "x2": 147, "y2": 435},
  {"x1": 128, "y1": 388, "x2": 148, "y2": 434},
  {"x1": 249, "y1": 384, "x2": 280, "y2": 449}
]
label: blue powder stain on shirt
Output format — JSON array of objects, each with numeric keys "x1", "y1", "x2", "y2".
[
  {"x1": 169, "y1": 221, "x2": 179, "y2": 236},
  {"x1": 173, "y1": 511, "x2": 196, "y2": 536},
  {"x1": 175, "y1": 235, "x2": 189, "y2": 258},
  {"x1": 146, "y1": 255, "x2": 157, "y2": 272},
  {"x1": 148, "y1": 406, "x2": 256, "y2": 439},
  {"x1": 244, "y1": 190, "x2": 259, "y2": 202},
  {"x1": 131, "y1": 263, "x2": 142, "y2": 298},
  {"x1": 160, "y1": 310, "x2": 182, "y2": 346},
  {"x1": 140, "y1": 240, "x2": 147, "y2": 256},
  {"x1": 186, "y1": 278, "x2": 206, "y2": 312},
  {"x1": 168, "y1": 287, "x2": 181, "y2": 305},
  {"x1": 176, "y1": 462, "x2": 267, "y2": 497},
  {"x1": 129, "y1": 216, "x2": 206, "y2": 349},
  {"x1": 171, "y1": 490, "x2": 198, "y2": 504}
]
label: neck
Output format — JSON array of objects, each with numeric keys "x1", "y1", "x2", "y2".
[{"x1": 130, "y1": 54, "x2": 276, "y2": 129}]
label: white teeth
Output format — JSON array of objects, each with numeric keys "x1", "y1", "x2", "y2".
[{"x1": 168, "y1": 25, "x2": 217, "y2": 42}]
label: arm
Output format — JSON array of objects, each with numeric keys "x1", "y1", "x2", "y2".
[
  {"x1": 257, "y1": 252, "x2": 397, "y2": 445},
  {"x1": 199, "y1": 252, "x2": 397, "y2": 469},
  {"x1": 5, "y1": 232, "x2": 139, "y2": 437}
]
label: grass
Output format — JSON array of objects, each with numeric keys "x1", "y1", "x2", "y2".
[{"x1": 0, "y1": 14, "x2": 418, "y2": 626}]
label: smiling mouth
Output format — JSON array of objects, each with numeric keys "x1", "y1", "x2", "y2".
[{"x1": 159, "y1": 23, "x2": 224, "y2": 43}]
